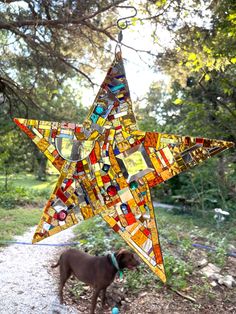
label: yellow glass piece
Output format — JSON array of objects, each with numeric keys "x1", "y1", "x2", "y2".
[
  {"x1": 32, "y1": 137, "x2": 41, "y2": 145},
  {"x1": 48, "y1": 226, "x2": 61, "y2": 235},
  {"x1": 88, "y1": 130, "x2": 99, "y2": 140},
  {"x1": 32, "y1": 128, "x2": 43, "y2": 139},
  {"x1": 55, "y1": 137, "x2": 94, "y2": 162},
  {"x1": 97, "y1": 117, "x2": 105, "y2": 126},
  {"x1": 44, "y1": 150, "x2": 55, "y2": 162},
  {"x1": 123, "y1": 150, "x2": 147, "y2": 175},
  {"x1": 37, "y1": 139, "x2": 49, "y2": 151},
  {"x1": 131, "y1": 229, "x2": 148, "y2": 246},
  {"x1": 28, "y1": 119, "x2": 37, "y2": 126},
  {"x1": 81, "y1": 205, "x2": 94, "y2": 219}
]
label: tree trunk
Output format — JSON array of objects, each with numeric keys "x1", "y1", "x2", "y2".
[
  {"x1": 37, "y1": 155, "x2": 47, "y2": 181},
  {"x1": 34, "y1": 149, "x2": 47, "y2": 181},
  {"x1": 4, "y1": 166, "x2": 8, "y2": 191},
  {"x1": 218, "y1": 155, "x2": 226, "y2": 186}
]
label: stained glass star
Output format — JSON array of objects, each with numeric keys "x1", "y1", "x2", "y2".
[{"x1": 14, "y1": 52, "x2": 233, "y2": 282}]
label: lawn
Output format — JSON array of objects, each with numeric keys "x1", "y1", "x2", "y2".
[
  {"x1": 0, "y1": 173, "x2": 56, "y2": 243},
  {"x1": 0, "y1": 173, "x2": 57, "y2": 191},
  {"x1": 0, "y1": 206, "x2": 41, "y2": 242}
]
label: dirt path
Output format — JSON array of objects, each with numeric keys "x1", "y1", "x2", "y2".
[{"x1": 0, "y1": 226, "x2": 79, "y2": 314}]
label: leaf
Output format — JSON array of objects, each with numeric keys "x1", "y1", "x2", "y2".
[
  {"x1": 173, "y1": 98, "x2": 183, "y2": 105},
  {"x1": 205, "y1": 74, "x2": 211, "y2": 81},
  {"x1": 155, "y1": 0, "x2": 167, "y2": 8},
  {"x1": 188, "y1": 53, "x2": 197, "y2": 61},
  {"x1": 231, "y1": 57, "x2": 236, "y2": 64},
  {"x1": 227, "y1": 13, "x2": 236, "y2": 22}
]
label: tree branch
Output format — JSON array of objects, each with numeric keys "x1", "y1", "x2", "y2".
[{"x1": 0, "y1": 0, "x2": 126, "y2": 29}]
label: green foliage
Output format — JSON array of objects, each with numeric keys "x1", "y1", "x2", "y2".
[
  {"x1": 123, "y1": 264, "x2": 161, "y2": 292},
  {"x1": 0, "y1": 185, "x2": 49, "y2": 209},
  {"x1": 164, "y1": 252, "x2": 192, "y2": 290},
  {"x1": 0, "y1": 173, "x2": 55, "y2": 243},
  {"x1": 137, "y1": 0, "x2": 236, "y2": 216},
  {"x1": 206, "y1": 236, "x2": 228, "y2": 268},
  {"x1": 0, "y1": 206, "x2": 41, "y2": 243},
  {"x1": 73, "y1": 216, "x2": 124, "y2": 254},
  {"x1": 0, "y1": 173, "x2": 54, "y2": 208}
]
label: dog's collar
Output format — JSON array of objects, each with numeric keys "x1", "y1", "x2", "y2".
[{"x1": 110, "y1": 253, "x2": 123, "y2": 280}]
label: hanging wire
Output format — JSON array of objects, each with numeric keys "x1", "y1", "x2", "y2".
[
  {"x1": 115, "y1": 5, "x2": 137, "y2": 56},
  {"x1": 116, "y1": 5, "x2": 138, "y2": 31}
]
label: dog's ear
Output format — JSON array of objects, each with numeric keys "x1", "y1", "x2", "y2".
[
  {"x1": 115, "y1": 248, "x2": 127, "y2": 259},
  {"x1": 115, "y1": 248, "x2": 130, "y2": 267}
]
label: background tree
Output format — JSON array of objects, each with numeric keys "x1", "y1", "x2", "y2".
[
  {"x1": 0, "y1": 0, "x2": 126, "y2": 178},
  {"x1": 136, "y1": 0, "x2": 236, "y2": 214}
]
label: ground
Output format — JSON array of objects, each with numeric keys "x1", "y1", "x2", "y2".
[
  {"x1": 0, "y1": 226, "x2": 77, "y2": 314},
  {"x1": 0, "y1": 175, "x2": 235, "y2": 313},
  {"x1": 0, "y1": 223, "x2": 235, "y2": 313}
]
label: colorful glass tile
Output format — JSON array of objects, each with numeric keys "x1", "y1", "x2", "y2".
[{"x1": 107, "y1": 185, "x2": 118, "y2": 197}]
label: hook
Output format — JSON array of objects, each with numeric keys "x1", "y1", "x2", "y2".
[{"x1": 116, "y1": 5, "x2": 137, "y2": 30}]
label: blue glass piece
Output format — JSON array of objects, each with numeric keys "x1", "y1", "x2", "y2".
[
  {"x1": 57, "y1": 134, "x2": 73, "y2": 139},
  {"x1": 114, "y1": 146, "x2": 120, "y2": 155},
  {"x1": 102, "y1": 164, "x2": 110, "y2": 172},
  {"x1": 95, "y1": 105, "x2": 104, "y2": 115},
  {"x1": 90, "y1": 113, "x2": 99, "y2": 123},
  {"x1": 84, "y1": 195, "x2": 89, "y2": 205},
  {"x1": 120, "y1": 203, "x2": 128, "y2": 214},
  {"x1": 129, "y1": 181, "x2": 138, "y2": 190},
  {"x1": 120, "y1": 203, "x2": 127, "y2": 210},
  {"x1": 109, "y1": 84, "x2": 125, "y2": 92}
]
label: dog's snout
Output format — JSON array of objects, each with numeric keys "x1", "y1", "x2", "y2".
[{"x1": 134, "y1": 257, "x2": 140, "y2": 266}]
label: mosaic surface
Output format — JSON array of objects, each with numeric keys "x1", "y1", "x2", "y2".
[{"x1": 14, "y1": 52, "x2": 234, "y2": 282}]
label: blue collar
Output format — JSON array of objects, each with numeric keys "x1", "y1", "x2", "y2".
[{"x1": 110, "y1": 253, "x2": 123, "y2": 280}]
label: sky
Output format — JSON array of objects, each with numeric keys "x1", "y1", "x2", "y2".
[
  {"x1": 6, "y1": 1, "x2": 212, "y2": 112},
  {"x1": 80, "y1": 22, "x2": 171, "y2": 109}
]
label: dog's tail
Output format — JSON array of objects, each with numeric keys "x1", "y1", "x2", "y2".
[{"x1": 51, "y1": 260, "x2": 60, "y2": 268}]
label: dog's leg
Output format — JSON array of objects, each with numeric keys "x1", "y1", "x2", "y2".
[
  {"x1": 101, "y1": 288, "x2": 107, "y2": 307},
  {"x1": 90, "y1": 288, "x2": 100, "y2": 314},
  {"x1": 59, "y1": 264, "x2": 71, "y2": 304}
]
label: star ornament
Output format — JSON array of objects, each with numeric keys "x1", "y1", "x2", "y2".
[{"x1": 14, "y1": 52, "x2": 233, "y2": 282}]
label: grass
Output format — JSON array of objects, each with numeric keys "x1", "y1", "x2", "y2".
[
  {"x1": 0, "y1": 173, "x2": 57, "y2": 191},
  {"x1": 0, "y1": 173, "x2": 56, "y2": 244},
  {"x1": 0, "y1": 206, "x2": 41, "y2": 243}
]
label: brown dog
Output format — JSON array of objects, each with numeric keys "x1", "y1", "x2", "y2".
[{"x1": 52, "y1": 248, "x2": 140, "y2": 314}]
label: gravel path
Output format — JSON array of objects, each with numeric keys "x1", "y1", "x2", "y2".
[{"x1": 0, "y1": 226, "x2": 79, "y2": 314}]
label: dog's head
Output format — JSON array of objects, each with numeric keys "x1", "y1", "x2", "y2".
[{"x1": 115, "y1": 248, "x2": 140, "y2": 270}]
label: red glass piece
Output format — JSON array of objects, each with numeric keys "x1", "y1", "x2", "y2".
[
  {"x1": 125, "y1": 212, "x2": 136, "y2": 225},
  {"x1": 107, "y1": 185, "x2": 117, "y2": 196},
  {"x1": 57, "y1": 210, "x2": 67, "y2": 221},
  {"x1": 89, "y1": 149, "x2": 97, "y2": 164}
]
